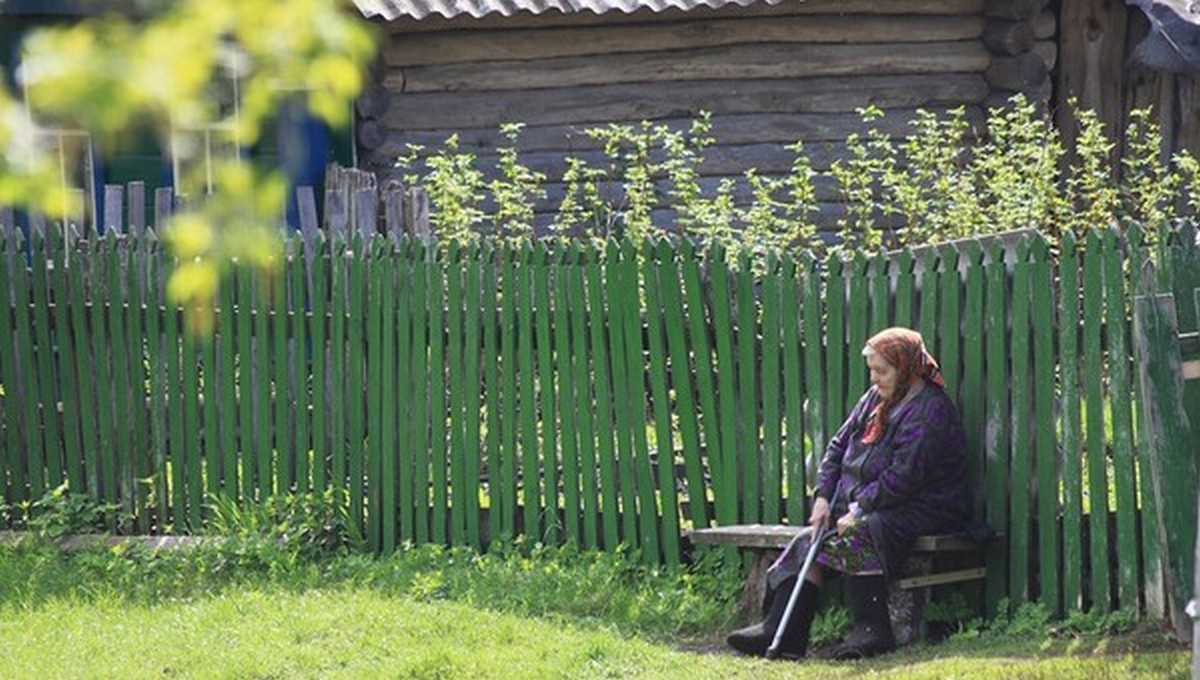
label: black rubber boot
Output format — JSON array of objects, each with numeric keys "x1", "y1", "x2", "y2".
[
  {"x1": 726, "y1": 575, "x2": 819, "y2": 659},
  {"x1": 832, "y1": 574, "x2": 896, "y2": 660}
]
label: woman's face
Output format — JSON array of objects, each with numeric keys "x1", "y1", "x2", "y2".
[{"x1": 866, "y1": 352, "x2": 900, "y2": 400}]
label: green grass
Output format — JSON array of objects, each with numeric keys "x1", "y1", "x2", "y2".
[{"x1": 0, "y1": 540, "x2": 1188, "y2": 678}]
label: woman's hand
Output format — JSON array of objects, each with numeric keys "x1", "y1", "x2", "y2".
[
  {"x1": 808, "y1": 497, "x2": 830, "y2": 532},
  {"x1": 836, "y1": 511, "x2": 857, "y2": 537}
]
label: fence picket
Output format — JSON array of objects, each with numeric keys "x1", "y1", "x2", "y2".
[
  {"x1": 347, "y1": 235, "x2": 368, "y2": 535},
  {"x1": 310, "y1": 236, "x2": 329, "y2": 497},
  {"x1": 379, "y1": 238, "x2": 398, "y2": 553},
  {"x1": 939, "y1": 246, "x2": 962, "y2": 401},
  {"x1": 499, "y1": 250, "x2": 518, "y2": 542},
  {"x1": 181, "y1": 282, "x2": 202, "y2": 530},
  {"x1": 620, "y1": 239, "x2": 660, "y2": 562},
  {"x1": 801, "y1": 254, "x2": 825, "y2": 491},
  {"x1": 1031, "y1": 236, "x2": 1059, "y2": 614},
  {"x1": 52, "y1": 231, "x2": 84, "y2": 496},
  {"x1": 464, "y1": 244, "x2": 484, "y2": 547},
  {"x1": 254, "y1": 255, "x2": 274, "y2": 505},
  {"x1": 586, "y1": 249, "x2": 620, "y2": 547},
  {"x1": 218, "y1": 248, "x2": 238, "y2": 500},
  {"x1": 568, "y1": 245, "x2": 600, "y2": 547},
  {"x1": 1009, "y1": 240, "x2": 1032, "y2": 607},
  {"x1": 291, "y1": 242, "x2": 311, "y2": 494},
  {"x1": 274, "y1": 246, "x2": 293, "y2": 495},
  {"x1": 961, "y1": 241, "x2": 986, "y2": 524},
  {"x1": 201, "y1": 269, "x2": 221, "y2": 505},
  {"x1": 846, "y1": 253, "x2": 868, "y2": 410},
  {"x1": 482, "y1": 247, "x2": 502, "y2": 543},
  {"x1": 555, "y1": 248, "x2": 582, "y2": 547},
  {"x1": 1128, "y1": 224, "x2": 1164, "y2": 618},
  {"x1": 410, "y1": 242, "x2": 431, "y2": 545},
  {"x1": 531, "y1": 245, "x2": 554, "y2": 546},
  {"x1": 145, "y1": 233, "x2": 168, "y2": 525},
  {"x1": 0, "y1": 233, "x2": 23, "y2": 502},
  {"x1": 519, "y1": 246, "x2": 542, "y2": 542},
  {"x1": 983, "y1": 241, "x2": 1009, "y2": 616},
  {"x1": 781, "y1": 257, "x2": 804, "y2": 524},
  {"x1": 824, "y1": 255, "x2": 846, "y2": 435},
  {"x1": 236, "y1": 265, "x2": 257, "y2": 503},
  {"x1": 893, "y1": 250, "x2": 916, "y2": 328},
  {"x1": 1082, "y1": 230, "x2": 1110, "y2": 612},
  {"x1": 446, "y1": 242, "x2": 463, "y2": 544},
  {"x1": 427, "y1": 245, "x2": 448, "y2": 544},
  {"x1": 681, "y1": 241, "x2": 725, "y2": 526},
  {"x1": 1059, "y1": 232, "x2": 1083, "y2": 614},
  {"x1": 1103, "y1": 228, "x2": 1138, "y2": 611},
  {"x1": 709, "y1": 246, "x2": 738, "y2": 524},
  {"x1": 12, "y1": 233, "x2": 46, "y2": 500},
  {"x1": 736, "y1": 252, "x2": 760, "y2": 524},
  {"x1": 643, "y1": 240, "x2": 680, "y2": 562},
  {"x1": 605, "y1": 241, "x2": 639, "y2": 549},
  {"x1": 657, "y1": 241, "x2": 707, "y2": 531},
  {"x1": 760, "y1": 255, "x2": 782, "y2": 524}
]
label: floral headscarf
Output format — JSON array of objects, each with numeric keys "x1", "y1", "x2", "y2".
[{"x1": 861, "y1": 327, "x2": 944, "y2": 444}]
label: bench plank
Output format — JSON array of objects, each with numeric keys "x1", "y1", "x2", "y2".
[{"x1": 688, "y1": 524, "x2": 985, "y2": 552}]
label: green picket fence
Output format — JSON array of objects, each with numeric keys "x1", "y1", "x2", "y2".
[{"x1": 1, "y1": 208, "x2": 1198, "y2": 622}]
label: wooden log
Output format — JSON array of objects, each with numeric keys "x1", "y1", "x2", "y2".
[
  {"x1": 355, "y1": 87, "x2": 391, "y2": 119},
  {"x1": 371, "y1": 107, "x2": 987, "y2": 156},
  {"x1": 985, "y1": 52, "x2": 1048, "y2": 90},
  {"x1": 383, "y1": 74, "x2": 991, "y2": 129},
  {"x1": 982, "y1": 19, "x2": 1034, "y2": 55},
  {"x1": 1032, "y1": 39, "x2": 1057, "y2": 71},
  {"x1": 383, "y1": 15, "x2": 986, "y2": 66},
  {"x1": 1033, "y1": 10, "x2": 1056, "y2": 39},
  {"x1": 382, "y1": 0, "x2": 987, "y2": 34},
  {"x1": 357, "y1": 119, "x2": 389, "y2": 149},
  {"x1": 394, "y1": 42, "x2": 993, "y2": 93},
  {"x1": 985, "y1": 0, "x2": 1048, "y2": 21}
]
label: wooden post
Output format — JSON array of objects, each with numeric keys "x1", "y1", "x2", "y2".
[
  {"x1": 1132, "y1": 293, "x2": 1197, "y2": 641},
  {"x1": 153, "y1": 188, "x2": 175, "y2": 232},
  {"x1": 382, "y1": 181, "x2": 405, "y2": 243},
  {"x1": 407, "y1": 186, "x2": 431, "y2": 246},
  {"x1": 0, "y1": 206, "x2": 12, "y2": 238},
  {"x1": 104, "y1": 185, "x2": 124, "y2": 235},
  {"x1": 353, "y1": 188, "x2": 379, "y2": 239},
  {"x1": 126, "y1": 182, "x2": 146, "y2": 236}
]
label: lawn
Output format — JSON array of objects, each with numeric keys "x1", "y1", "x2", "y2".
[{"x1": 0, "y1": 540, "x2": 1188, "y2": 678}]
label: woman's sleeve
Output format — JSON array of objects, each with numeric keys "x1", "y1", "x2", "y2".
[
  {"x1": 816, "y1": 390, "x2": 873, "y2": 500},
  {"x1": 854, "y1": 405, "x2": 942, "y2": 513}
]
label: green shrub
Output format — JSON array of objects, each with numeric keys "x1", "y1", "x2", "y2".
[{"x1": 397, "y1": 97, "x2": 1193, "y2": 263}]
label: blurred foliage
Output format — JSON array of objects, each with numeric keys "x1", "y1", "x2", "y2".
[{"x1": 1, "y1": 0, "x2": 376, "y2": 335}]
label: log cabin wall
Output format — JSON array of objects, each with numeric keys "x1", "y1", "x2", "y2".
[{"x1": 358, "y1": 0, "x2": 1058, "y2": 235}]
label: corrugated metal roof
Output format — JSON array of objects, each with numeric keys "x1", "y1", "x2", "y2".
[{"x1": 353, "y1": 0, "x2": 784, "y2": 21}]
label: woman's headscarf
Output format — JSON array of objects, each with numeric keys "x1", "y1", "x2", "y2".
[{"x1": 860, "y1": 327, "x2": 944, "y2": 444}]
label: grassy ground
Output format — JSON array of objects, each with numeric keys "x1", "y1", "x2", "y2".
[{"x1": 0, "y1": 540, "x2": 1188, "y2": 678}]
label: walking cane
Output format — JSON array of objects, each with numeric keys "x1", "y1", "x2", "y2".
[{"x1": 765, "y1": 486, "x2": 842, "y2": 660}]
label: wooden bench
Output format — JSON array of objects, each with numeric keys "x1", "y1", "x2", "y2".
[{"x1": 689, "y1": 524, "x2": 989, "y2": 645}]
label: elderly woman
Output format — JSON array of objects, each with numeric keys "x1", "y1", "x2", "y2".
[{"x1": 728, "y1": 327, "x2": 971, "y2": 660}]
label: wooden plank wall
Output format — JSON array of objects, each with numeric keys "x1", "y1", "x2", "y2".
[{"x1": 357, "y1": 0, "x2": 1056, "y2": 235}]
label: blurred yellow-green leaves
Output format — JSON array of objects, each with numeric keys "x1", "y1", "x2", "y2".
[{"x1": 2, "y1": 0, "x2": 376, "y2": 336}]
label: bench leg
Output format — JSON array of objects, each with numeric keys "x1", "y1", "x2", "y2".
[
  {"x1": 737, "y1": 551, "x2": 775, "y2": 621},
  {"x1": 888, "y1": 555, "x2": 932, "y2": 646}
]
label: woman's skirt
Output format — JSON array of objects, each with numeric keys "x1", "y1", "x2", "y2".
[{"x1": 765, "y1": 523, "x2": 884, "y2": 591}]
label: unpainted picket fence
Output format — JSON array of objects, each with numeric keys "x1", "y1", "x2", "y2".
[{"x1": 1, "y1": 182, "x2": 1198, "y2": 628}]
